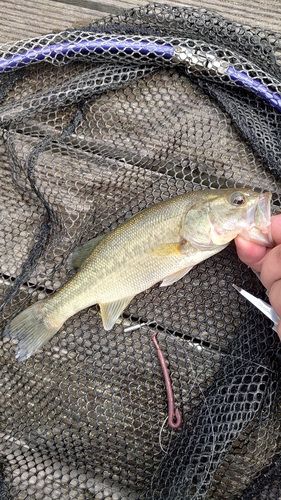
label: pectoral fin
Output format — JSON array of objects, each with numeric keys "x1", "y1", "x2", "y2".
[
  {"x1": 151, "y1": 243, "x2": 183, "y2": 256},
  {"x1": 150, "y1": 242, "x2": 193, "y2": 286},
  {"x1": 67, "y1": 235, "x2": 104, "y2": 269},
  {"x1": 99, "y1": 296, "x2": 134, "y2": 330},
  {"x1": 160, "y1": 266, "x2": 194, "y2": 287}
]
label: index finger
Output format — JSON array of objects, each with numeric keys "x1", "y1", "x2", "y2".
[
  {"x1": 271, "y1": 215, "x2": 281, "y2": 245},
  {"x1": 260, "y1": 245, "x2": 281, "y2": 291}
]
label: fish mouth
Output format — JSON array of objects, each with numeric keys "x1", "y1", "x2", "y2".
[{"x1": 244, "y1": 192, "x2": 273, "y2": 246}]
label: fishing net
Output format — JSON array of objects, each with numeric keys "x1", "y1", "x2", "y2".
[{"x1": 1, "y1": 3, "x2": 281, "y2": 499}]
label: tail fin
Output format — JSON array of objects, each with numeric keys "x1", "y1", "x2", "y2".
[{"x1": 3, "y1": 299, "x2": 63, "y2": 361}]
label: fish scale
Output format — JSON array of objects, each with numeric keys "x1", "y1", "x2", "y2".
[{"x1": 4, "y1": 188, "x2": 272, "y2": 361}]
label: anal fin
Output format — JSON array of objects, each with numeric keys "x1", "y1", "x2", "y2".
[{"x1": 99, "y1": 296, "x2": 135, "y2": 330}]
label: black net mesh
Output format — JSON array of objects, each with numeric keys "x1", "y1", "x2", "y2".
[{"x1": 1, "y1": 3, "x2": 281, "y2": 499}]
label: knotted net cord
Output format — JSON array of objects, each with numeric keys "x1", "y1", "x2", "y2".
[{"x1": 1, "y1": 4, "x2": 281, "y2": 499}]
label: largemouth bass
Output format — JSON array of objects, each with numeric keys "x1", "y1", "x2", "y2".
[{"x1": 4, "y1": 188, "x2": 272, "y2": 361}]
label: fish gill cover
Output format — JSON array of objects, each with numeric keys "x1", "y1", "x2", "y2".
[{"x1": 0, "y1": 3, "x2": 281, "y2": 499}]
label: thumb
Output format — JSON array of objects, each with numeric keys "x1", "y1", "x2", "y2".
[{"x1": 234, "y1": 236, "x2": 269, "y2": 272}]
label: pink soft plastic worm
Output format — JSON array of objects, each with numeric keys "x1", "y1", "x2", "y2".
[{"x1": 151, "y1": 332, "x2": 182, "y2": 429}]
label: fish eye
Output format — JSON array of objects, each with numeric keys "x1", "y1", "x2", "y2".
[{"x1": 229, "y1": 192, "x2": 246, "y2": 206}]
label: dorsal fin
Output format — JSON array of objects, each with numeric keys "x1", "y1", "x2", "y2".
[{"x1": 67, "y1": 235, "x2": 104, "y2": 269}]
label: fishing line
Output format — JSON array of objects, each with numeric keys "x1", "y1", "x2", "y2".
[{"x1": 158, "y1": 416, "x2": 169, "y2": 453}]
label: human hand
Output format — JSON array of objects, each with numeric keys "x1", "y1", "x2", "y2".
[{"x1": 235, "y1": 215, "x2": 281, "y2": 339}]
